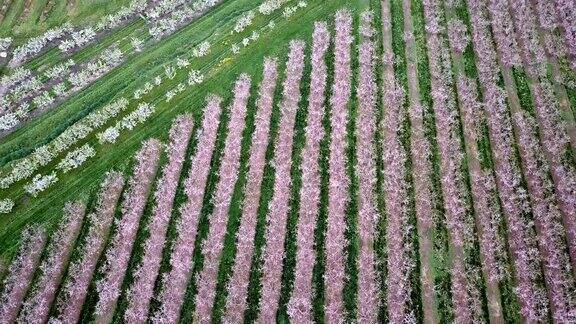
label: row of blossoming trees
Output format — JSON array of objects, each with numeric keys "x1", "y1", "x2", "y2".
[{"x1": 1, "y1": 1, "x2": 576, "y2": 322}]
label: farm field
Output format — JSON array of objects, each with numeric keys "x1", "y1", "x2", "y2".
[{"x1": 0, "y1": 0, "x2": 575, "y2": 322}]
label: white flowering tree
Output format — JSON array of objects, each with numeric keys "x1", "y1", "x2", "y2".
[
  {"x1": 0, "y1": 113, "x2": 18, "y2": 131},
  {"x1": 192, "y1": 41, "x2": 211, "y2": 57},
  {"x1": 188, "y1": 70, "x2": 204, "y2": 85},
  {"x1": 131, "y1": 37, "x2": 144, "y2": 52},
  {"x1": 98, "y1": 127, "x2": 120, "y2": 144},
  {"x1": 0, "y1": 199, "x2": 14, "y2": 214},
  {"x1": 164, "y1": 66, "x2": 176, "y2": 79},
  {"x1": 0, "y1": 37, "x2": 12, "y2": 58},
  {"x1": 56, "y1": 144, "x2": 96, "y2": 173},
  {"x1": 234, "y1": 11, "x2": 255, "y2": 33},
  {"x1": 25, "y1": 173, "x2": 58, "y2": 197}
]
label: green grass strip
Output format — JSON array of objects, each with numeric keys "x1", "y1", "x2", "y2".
[
  {"x1": 451, "y1": 1, "x2": 522, "y2": 321},
  {"x1": 311, "y1": 31, "x2": 334, "y2": 324},
  {"x1": 177, "y1": 90, "x2": 232, "y2": 323},
  {"x1": 410, "y1": 0, "x2": 453, "y2": 321},
  {"x1": 243, "y1": 62, "x2": 283, "y2": 323},
  {"x1": 389, "y1": 0, "x2": 423, "y2": 320},
  {"x1": 210, "y1": 65, "x2": 261, "y2": 323}
]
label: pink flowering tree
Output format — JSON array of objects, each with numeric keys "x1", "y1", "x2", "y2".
[
  {"x1": 18, "y1": 202, "x2": 85, "y2": 324},
  {"x1": 224, "y1": 58, "x2": 279, "y2": 322},
  {"x1": 52, "y1": 172, "x2": 125, "y2": 323},
  {"x1": 257, "y1": 40, "x2": 305, "y2": 322},
  {"x1": 324, "y1": 10, "x2": 352, "y2": 323},
  {"x1": 124, "y1": 115, "x2": 194, "y2": 322},
  {"x1": 94, "y1": 139, "x2": 162, "y2": 322},
  {"x1": 0, "y1": 227, "x2": 46, "y2": 323},
  {"x1": 152, "y1": 96, "x2": 223, "y2": 324},
  {"x1": 286, "y1": 22, "x2": 329, "y2": 323},
  {"x1": 193, "y1": 74, "x2": 252, "y2": 323}
]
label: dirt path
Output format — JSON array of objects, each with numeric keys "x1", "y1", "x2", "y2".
[
  {"x1": 491, "y1": 9, "x2": 573, "y2": 321},
  {"x1": 399, "y1": 0, "x2": 438, "y2": 322},
  {"x1": 0, "y1": 0, "x2": 13, "y2": 24},
  {"x1": 506, "y1": 0, "x2": 576, "y2": 276},
  {"x1": 449, "y1": 36, "x2": 506, "y2": 324},
  {"x1": 380, "y1": 0, "x2": 416, "y2": 321},
  {"x1": 18, "y1": 0, "x2": 33, "y2": 23},
  {"x1": 444, "y1": 3, "x2": 505, "y2": 323},
  {"x1": 529, "y1": 0, "x2": 576, "y2": 152}
]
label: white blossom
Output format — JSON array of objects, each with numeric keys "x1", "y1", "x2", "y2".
[
  {"x1": 131, "y1": 37, "x2": 144, "y2": 52},
  {"x1": 0, "y1": 113, "x2": 19, "y2": 131},
  {"x1": 10, "y1": 24, "x2": 71, "y2": 67},
  {"x1": 32, "y1": 145, "x2": 55, "y2": 167},
  {"x1": 71, "y1": 28, "x2": 97, "y2": 49},
  {"x1": 188, "y1": 70, "x2": 204, "y2": 85},
  {"x1": 44, "y1": 59, "x2": 75, "y2": 79},
  {"x1": 0, "y1": 98, "x2": 128, "y2": 189},
  {"x1": 0, "y1": 67, "x2": 31, "y2": 88},
  {"x1": 0, "y1": 199, "x2": 14, "y2": 214},
  {"x1": 234, "y1": 11, "x2": 255, "y2": 33},
  {"x1": 165, "y1": 66, "x2": 176, "y2": 79},
  {"x1": 56, "y1": 144, "x2": 96, "y2": 172},
  {"x1": 15, "y1": 104, "x2": 30, "y2": 119},
  {"x1": 58, "y1": 39, "x2": 76, "y2": 52},
  {"x1": 258, "y1": 0, "x2": 290, "y2": 15},
  {"x1": 53, "y1": 83, "x2": 68, "y2": 96},
  {"x1": 134, "y1": 82, "x2": 154, "y2": 99},
  {"x1": 166, "y1": 90, "x2": 176, "y2": 102},
  {"x1": 68, "y1": 46, "x2": 123, "y2": 89},
  {"x1": 0, "y1": 37, "x2": 12, "y2": 51},
  {"x1": 176, "y1": 58, "x2": 190, "y2": 68},
  {"x1": 32, "y1": 91, "x2": 55, "y2": 109},
  {"x1": 98, "y1": 127, "x2": 120, "y2": 144},
  {"x1": 25, "y1": 173, "x2": 58, "y2": 197},
  {"x1": 192, "y1": 41, "x2": 211, "y2": 57},
  {"x1": 119, "y1": 102, "x2": 156, "y2": 130}
]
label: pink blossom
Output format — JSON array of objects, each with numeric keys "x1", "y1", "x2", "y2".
[
  {"x1": 53, "y1": 172, "x2": 125, "y2": 323},
  {"x1": 18, "y1": 202, "x2": 85, "y2": 324},
  {"x1": 554, "y1": 0, "x2": 576, "y2": 69},
  {"x1": 224, "y1": 59, "x2": 279, "y2": 322},
  {"x1": 194, "y1": 74, "x2": 252, "y2": 323},
  {"x1": 95, "y1": 139, "x2": 162, "y2": 322},
  {"x1": 513, "y1": 111, "x2": 576, "y2": 322},
  {"x1": 0, "y1": 227, "x2": 46, "y2": 323},
  {"x1": 508, "y1": 0, "x2": 576, "y2": 277},
  {"x1": 468, "y1": 0, "x2": 550, "y2": 320},
  {"x1": 487, "y1": 0, "x2": 521, "y2": 67},
  {"x1": 506, "y1": 0, "x2": 547, "y2": 77},
  {"x1": 124, "y1": 115, "x2": 194, "y2": 323},
  {"x1": 323, "y1": 10, "x2": 353, "y2": 322},
  {"x1": 456, "y1": 76, "x2": 506, "y2": 283},
  {"x1": 402, "y1": 0, "x2": 438, "y2": 319},
  {"x1": 258, "y1": 39, "x2": 306, "y2": 322},
  {"x1": 423, "y1": 0, "x2": 484, "y2": 321},
  {"x1": 152, "y1": 96, "x2": 223, "y2": 324},
  {"x1": 535, "y1": 0, "x2": 566, "y2": 59},
  {"x1": 354, "y1": 11, "x2": 380, "y2": 323},
  {"x1": 447, "y1": 19, "x2": 469, "y2": 54},
  {"x1": 287, "y1": 22, "x2": 329, "y2": 323},
  {"x1": 381, "y1": 2, "x2": 418, "y2": 321}
]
